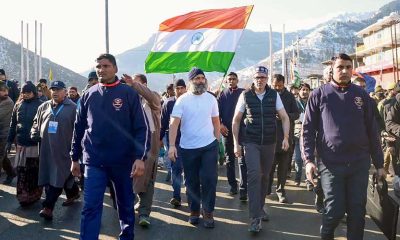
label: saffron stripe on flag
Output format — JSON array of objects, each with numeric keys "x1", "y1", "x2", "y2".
[
  {"x1": 145, "y1": 51, "x2": 235, "y2": 73},
  {"x1": 159, "y1": 6, "x2": 253, "y2": 32},
  {"x1": 151, "y1": 29, "x2": 243, "y2": 53}
]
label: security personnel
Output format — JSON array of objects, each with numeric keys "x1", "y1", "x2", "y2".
[{"x1": 302, "y1": 53, "x2": 385, "y2": 240}]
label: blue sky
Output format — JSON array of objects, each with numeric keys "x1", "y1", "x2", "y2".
[{"x1": 0, "y1": 0, "x2": 393, "y2": 73}]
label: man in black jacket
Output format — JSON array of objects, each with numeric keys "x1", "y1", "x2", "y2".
[
  {"x1": 268, "y1": 74, "x2": 300, "y2": 203},
  {"x1": 218, "y1": 72, "x2": 246, "y2": 198},
  {"x1": 0, "y1": 69, "x2": 19, "y2": 103}
]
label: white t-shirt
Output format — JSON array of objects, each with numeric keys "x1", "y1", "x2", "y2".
[
  {"x1": 235, "y1": 90, "x2": 284, "y2": 113},
  {"x1": 171, "y1": 91, "x2": 219, "y2": 149}
]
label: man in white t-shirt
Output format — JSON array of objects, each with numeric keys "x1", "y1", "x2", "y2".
[
  {"x1": 168, "y1": 67, "x2": 220, "y2": 229},
  {"x1": 232, "y1": 66, "x2": 290, "y2": 233}
]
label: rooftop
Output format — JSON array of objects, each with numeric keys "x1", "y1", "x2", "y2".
[{"x1": 356, "y1": 12, "x2": 400, "y2": 37}]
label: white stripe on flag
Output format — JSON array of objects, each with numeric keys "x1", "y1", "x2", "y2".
[{"x1": 151, "y1": 29, "x2": 243, "y2": 53}]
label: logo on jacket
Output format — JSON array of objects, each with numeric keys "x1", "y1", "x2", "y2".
[
  {"x1": 354, "y1": 97, "x2": 363, "y2": 109},
  {"x1": 113, "y1": 98, "x2": 123, "y2": 111}
]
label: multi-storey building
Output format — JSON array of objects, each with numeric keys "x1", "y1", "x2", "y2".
[{"x1": 354, "y1": 12, "x2": 400, "y2": 89}]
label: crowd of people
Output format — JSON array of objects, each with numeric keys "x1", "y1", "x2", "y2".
[{"x1": 0, "y1": 52, "x2": 395, "y2": 239}]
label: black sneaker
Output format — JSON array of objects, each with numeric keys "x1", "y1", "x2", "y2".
[
  {"x1": 3, "y1": 173, "x2": 16, "y2": 185},
  {"x1": 170, "y1": 198, "x2": 181, "y2": 207},
  {"x1": 229, "y1": 187, "x2": 238, "y2": 195},
  {"x1": 239, "y1": 194, "x2": 248, "y2": 202}
]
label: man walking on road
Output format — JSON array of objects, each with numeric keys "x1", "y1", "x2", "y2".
[
  {"x1": 70, "y1": 53, "x2": 149, "y2": 240},
  {"x1": 268, "y1": 74, "x2": 299, "y2": 203},
  {"x1": 168, "y1": 67, "x2": 220, "y2": 228},
  {"x1": 302, "y1": 53, "x2": 385, "y2": 240},
  {"x1": 123, "y1": 73, "x2": 161, "y2": 227},
  {"x1": 31, "y1": 80, "x2": 80, "y2": 220},
  {"x1": 217, "y1": 72, "x2": 247, "y2": 198},
  {"x1": 160, "y1": 79, "x2": 187, "y2": 207},
  {"x1": 232, "y1": 66, "x2": 290, "y2": 233},
  {"x1": 0, "y1": 82, "x2": 15, "y2": 184}
]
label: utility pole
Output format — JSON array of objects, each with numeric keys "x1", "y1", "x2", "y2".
[{"x1": 105, "y1": 0, "x2": 109, "y2": 53}]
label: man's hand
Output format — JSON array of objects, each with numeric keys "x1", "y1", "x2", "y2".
[
  {"x1": 234, "y1": 144, "x2": 242, "y2": 158},
  {"x1": 305, "y1": 162, "x2": 318, "y2": 187},
  {"x1": 377, "y1": 168, "x2": 387, "y2": 180},
  {"x1": 131, "y1": 159, "x2": 145, "y2": 178},
  {"x1": 220, "y1": 124, "x2": 229, "y2": 137},
  {"x1": 282, "y1": 137, "x2": 289, "y2": 151},
  {"x1": 168, "y1": 146, "x2": 177, "y2": 162},
  {"x1": 121, "y1": 74, "x2": 141, "y2": 86},
  {"x1": 71, "y1": 161, "x2": 81, "y2": 177}
]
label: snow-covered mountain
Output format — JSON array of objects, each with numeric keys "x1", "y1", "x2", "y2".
[
  {"x1": 0, "y1": 35, "x2": 86, "y2": 89},
  {"x1": 232, "y1": 0, "x2": 400, "y2": 88}
]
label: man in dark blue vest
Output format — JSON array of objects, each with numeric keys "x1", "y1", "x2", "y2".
[
  {"x1": 302, "y1": 53, "x2": 385, "y2": 240},
  {"x1": 232, "y1": 66, "x2": 290, "y2": 233}
]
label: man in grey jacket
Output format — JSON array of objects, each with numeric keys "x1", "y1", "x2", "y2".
[
  {"x1": 31, "y1": 81, "x2": 80, "y2": 220},
  {"x1": 0, "y1": 82, "x2": 16, "y2": 184}
]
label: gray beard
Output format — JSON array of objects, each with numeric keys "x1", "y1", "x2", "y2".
[{"x1": 189, "y1": 82, "x2": 207, "y2": 95}]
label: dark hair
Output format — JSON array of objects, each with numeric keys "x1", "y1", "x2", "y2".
[
  {"x1": 0, "y1": 82, "x2": 9, "y2": 91},
  {"x1": 299, "y1": 83, "x2": 311, "y2": 90},
  {"x1": 272, "y1": 73, "x2": 285, "y2": 83},
  {"x1": 134, "y1": 74, "x2": 147, "y2": 84},
  {"x1": 39, "y1": 78, "x2": 47, "y2": 84},
  {"x1": 227, "y1": 72, "x2": 238, "y2": 78},
  {"x1": 166, "y1": 83, "x2": 174, "y2": 91},
  {"x1": 331, "y1": 53, "x2": 352, "y2": 65},
  {"x1": 96, "y1": 53, "x2": 117, "y2": 66},
  {"x1": 69, "y1": 86, "x2": 78, "y2": 91}
]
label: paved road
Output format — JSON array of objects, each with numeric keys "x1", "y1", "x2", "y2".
[{"x1": 0, "y1": 161, "x2": 397, "y2": 240}]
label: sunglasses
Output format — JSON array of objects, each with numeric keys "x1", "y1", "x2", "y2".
[{"x1": 255, "y1": 76, "x2": 267, "y2": 80}]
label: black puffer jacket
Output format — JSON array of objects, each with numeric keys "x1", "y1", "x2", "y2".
[
  {"x1": 275, "y1": 88, "x2": 300, "y2": 152},
  {"x1": 7, "y1": 97, "x2": 43, "y2": 146}
]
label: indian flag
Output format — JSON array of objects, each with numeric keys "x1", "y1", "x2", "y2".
[{"x1": 145, "y1": 6, "x2": 253, "y2": 74}]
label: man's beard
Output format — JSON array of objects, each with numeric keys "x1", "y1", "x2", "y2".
[
  {"x1": 189, "y1": 82, "x2": 207, "y2": 95},
  {"x1": 0, "y1": 95, "x2": 8, "y2": 100}
]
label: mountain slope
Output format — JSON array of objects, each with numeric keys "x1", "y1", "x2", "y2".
[{"x1": 0, "y1": 35, "x2": 86, "y2": 89}]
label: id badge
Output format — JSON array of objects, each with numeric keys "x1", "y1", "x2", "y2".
[{"x1": 48, "y1": 121, "x2": 58, "y2": 134}]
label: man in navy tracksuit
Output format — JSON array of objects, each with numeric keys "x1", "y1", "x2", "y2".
[
  {"x1": 217, "y1": 72, "x2": 247, "y2": 199},
  {"x1": 302, "y1": 53, "x2": 385, "y2": 240},
  {"x1": 160, "y1": 79, "x2": 186, "y2": 206},
  {"x1": 70, "y1": 54, "x2": 149, "y2": 240}
]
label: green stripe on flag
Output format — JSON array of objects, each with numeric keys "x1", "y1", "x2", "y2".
[{"x1": 145, "y1": 51, "x2": 235, "y2": 73}]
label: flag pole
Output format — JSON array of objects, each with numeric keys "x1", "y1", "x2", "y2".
[
  {"x1": 282, "y1": 24, "x2": 285, "y2": 78},
  {"x1": 105, "y1": 0, "x2": 110, "y2": 53},
  {"x1": 34, "y1": 20, "x2": 38, "y2": 85},
  {"x1": 269, "y1": 24, "x2": 273, "y2": 82},
  {"x1": 39, "y1": 23, "x2": 42, "y2": 79},
  {"x1": 21, "y1": 20, "x2": 24, "y2": 85},
  {"x1": 26, "y1": 23, "x2": 29, "y2": 82}
]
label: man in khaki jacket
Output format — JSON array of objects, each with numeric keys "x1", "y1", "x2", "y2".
[{"x1": 123, "y1": 73, "x2": 161, "y2": 227}]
